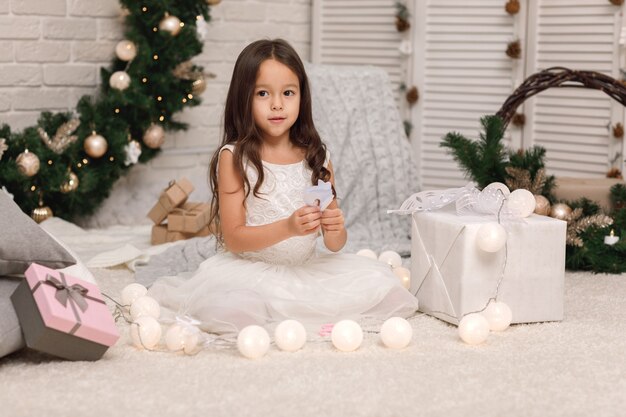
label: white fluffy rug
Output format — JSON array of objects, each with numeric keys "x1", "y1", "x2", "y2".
[{"x1": 1, "y1": 267, "x2": 625, "y2": 417}]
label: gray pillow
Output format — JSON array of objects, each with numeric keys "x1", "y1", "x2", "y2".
[
  {"x1": 0, "y1": 276, "x2": 24, "y2": 358},
  {"x1": 0, "y1": 192, "x2": 76, "y2": 275}
]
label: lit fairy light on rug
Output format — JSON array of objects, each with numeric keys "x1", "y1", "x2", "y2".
[
  {"x1": 113, "y1": 282, "x2": 415, "y2": 359},
  {"x1": 388, "y1": 182, "x2": 565, "y2": 346}
]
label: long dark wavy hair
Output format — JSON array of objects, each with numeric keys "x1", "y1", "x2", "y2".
[{"x1": 208, "y1": 39, "x2": 333, "y2": 245}]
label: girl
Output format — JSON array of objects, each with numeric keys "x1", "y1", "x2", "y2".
[{"x1": 149, "y1": 39, "x2": 418, "y2": 334}]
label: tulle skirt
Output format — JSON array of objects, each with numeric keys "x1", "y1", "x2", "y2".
[{"x1": 148, "y1": 251, "x2": 419, "y2": 335}]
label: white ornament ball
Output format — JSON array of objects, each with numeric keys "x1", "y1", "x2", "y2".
[
  {"x1": 380, "y1": 317, "x2": 413, "y2": 349},
  {"x1": 483, "y1": 182, "x2": 511, "y2": 197},
  {"x1": 392, "y1": 266, "x2": 411, "y2": 290},
  {"x1": 458, "y1": 313, "x2": 490, "y2": 345},
  {"x1": 130, "y1": 295, "x2": 161, "y2": 321},
  {"x1": 109, "y1": 70, "x2": 131, "y2": 91},
  {"x1": 483, "y1": 300, "x2": 513, "y2": 331},
  {"x1": 143, "y1": 124, "x2": 165, "y2": 149},
  {"x1": 476, "y1": 223, "x2": 507, "y2": 252},
  {"x1": 130, "y1": 316, "x2": 162, "y2": 350},
  {"x1": 331, "y1": 320, "x2": 363, "y2": 352},
  {"x1": 165, "y1": 324, "x2": 200, "y2": 354},
  {"x1": 237, "y1": 325, "x2": 270, "y2": 359},
  {"x1": 507, "y1": 189, "x2": 536, "y2": 218},
  {"x1": 115, "y1": 40, "x2": 137, "y2": 61},
  {"x1": 378, "y1": 250, "x2": 402, "y2": 268},
  {"x1": 121, "y1": 283, "x2": 148, "y2": 306},
  {"x1": 159, "y1": 14, "x2": 182, "y2": 36},
  {"x1": 274, "y1": 320, "x2": 307, "y2": 352},
  {"x1": 356, "y1": 249, "x2": 377, "y2": 260}
]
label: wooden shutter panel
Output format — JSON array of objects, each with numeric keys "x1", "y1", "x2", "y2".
[
  {"x1": 522, "y1": 0, "x2": 623, "y2": 177},
  {"x1": 413, "y1": 0, "x2": 520, "y2": 189},
  {"x1": 311, "y1": 0, "x2": 406, "y2": 92}
]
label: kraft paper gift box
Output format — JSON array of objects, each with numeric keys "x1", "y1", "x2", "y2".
[
  {"x1": 147, "y1": 178, "x2": 195, "y2": 224},
  {"x1": 11, "y1": 263, "x2": 119, "y2": 361},
  {"x1": 151, "y1": 224, "x2": 211, "y2": 245},
  {"x1": 167, "y1": 202, "x2": 211, "y2": 234},
  {"x1": 411, "y1": 207, "x2": 566, "y2": 326},
  {"x1": 554, "y1": 177, "x2": 625, "y2": 211}
]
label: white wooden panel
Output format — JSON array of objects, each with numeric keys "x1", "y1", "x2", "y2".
[
  {"x1": 311, "y1": 0, "x2": 406, "y2": 95},
  {"x1": 413, "y1": 0, "x2": 519, "y2": 189},
  {"x1": 523, "y1": 0, "x2": 622, "y2": 178}
]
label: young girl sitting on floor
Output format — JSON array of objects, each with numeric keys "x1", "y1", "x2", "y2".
[{"x1": 148, "y1": 39, "x2": 418, "y2": 334}]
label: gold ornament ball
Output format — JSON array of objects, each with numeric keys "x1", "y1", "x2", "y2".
[
  {"x1": 84, "y1": 132, "x2": 108, "y2": 158},
  {"x1": 60, "y1": 171, "x2": 79, "y2": 193},
  {"x1": 206, "y1": 0, "x2": 221, "y2": 5},
  {"x1": 159, "y1": 14, "x2": 182, "y2": 36},
  {"x1": 16, "y1": 150, "x2": 40, "y2": 177},
  {"x1": 534, "y1": 194, "x2": 551, "y2": 216},
  {"x1": 550, "y1": 203, "x2": 572, "y2": 220},
  {"x1": 192, "y1": 76, "x2": 207, "y2": 95},
  {"x1": 143, "y1": 124, "x2": 165, "y2": 149},
  {"x1": 31, "y1": 205, "x2": 53, "y2": 223}
]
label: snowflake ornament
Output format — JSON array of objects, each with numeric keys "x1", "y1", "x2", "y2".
[
  {"x1": 124, "y1": 140, "x2": 142, "y2": 166},
  {"x1": 0, "y1": 138, "x2": 7, "y2": 160}
]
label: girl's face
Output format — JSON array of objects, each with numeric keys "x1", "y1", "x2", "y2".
[{"x1": 252, "y1": 59, "x2": 300, "y2": 144}]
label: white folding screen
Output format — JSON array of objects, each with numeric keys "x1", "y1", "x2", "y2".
[
  {"x1": 523, "y1": 0, "x2": 624, "y2": 178},
  {"x1": 311, "y1": 0, "x2": 625, "y2": 190},
  {"x1": 311, "y1": 0, "x2": 407, "y2": 91}
]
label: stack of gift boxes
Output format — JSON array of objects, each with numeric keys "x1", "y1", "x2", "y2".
[{"x1": 147, "y1": 178, "x2": 213, "y2": 244}]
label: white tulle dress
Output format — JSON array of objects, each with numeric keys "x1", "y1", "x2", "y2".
[{"x1": 148, "y1": 145, "x2": 419, "y2": 335}]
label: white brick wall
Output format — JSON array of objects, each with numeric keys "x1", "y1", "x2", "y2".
[{"x1": 0, "y1": 0, "x2": 312, "y2": 226}]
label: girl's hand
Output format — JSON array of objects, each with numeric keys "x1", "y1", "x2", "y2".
[
  {"x1": 320, "y1": 208, "x2": 345, "y2": 236},
  {"x1": 288, "y1": 206, "x2": 321, "y2": 236}
]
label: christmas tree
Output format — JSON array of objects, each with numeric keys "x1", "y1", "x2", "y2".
[{"x1": 0, "y1": 0, "x2": 214, "y2": 222}]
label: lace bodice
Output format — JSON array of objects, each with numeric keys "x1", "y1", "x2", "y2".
[{"x1": 220, "y1": 144, "x2": 327, "y2": 265}]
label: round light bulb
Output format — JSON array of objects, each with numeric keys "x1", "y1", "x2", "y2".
[
  {"x1": 109, "y1": 70, "x2": 131, "y2": 91},
  {"x1": 130, "y1": 295, "x2": 161, "y2": 320},
  {"x1": 356, "y1": 249, "x2": 377, "y2": 260},
  {"x1": 115, "y1": 40, "x2": 137, "y2": 61},
  {"x1": 378, "y1": 250, "x2": 402, "y2": 268},
  {"x1": 476, "y1": 223, "x2": 507, "y2": 252},
  {"x1": 392, "y1": 266, "x2": 411, "y2": 290},
  {"x1": 331, "y1": 320, "x2": 363, "y2": 352},
  {"x1": 274, "y1": 320, "x2": 307, "y2": 352},
  {"x1": 507, "y1": 189, "x2": 536, "y2": 218},
  {"x1": 458, "y1": 313, "x2": 490, "y2": 345},
  {"x1": 165, "y1": 324, "x2": 201, "y2": 354},
  {"x1": 380, "y1": 317, "x2": 413, "y2": 349},
  {"x1": 121, "y1": 283, "x2": 147, "y2": 306},
  {"x1": 237, "y1": 325, "x2": 270, "y2": 359},
  {"x1": 130, "y1": 316, "x2": 162, "y2": 349},
  {"x1": 483, "y1": 182, "x2": 511, "y2": 197},
  {"x1": 482, "y1": 300, "x2": 513, "y2": 331}
]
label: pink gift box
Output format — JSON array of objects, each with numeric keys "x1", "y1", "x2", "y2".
[{"x1": 11, "y1": 263, "x2": 120, "y2": 361}]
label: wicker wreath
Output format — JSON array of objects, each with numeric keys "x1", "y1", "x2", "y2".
[{"x1": 496, "y1": 67, "x2": 626, "y2": 129}]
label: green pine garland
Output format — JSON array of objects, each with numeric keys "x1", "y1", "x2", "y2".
[
  {"x1": 0, "y1": 0, "x2": 211, "y2": 221},
  {"x1": 440, "y1": 114, "x2": 555, "y2": 197}
]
